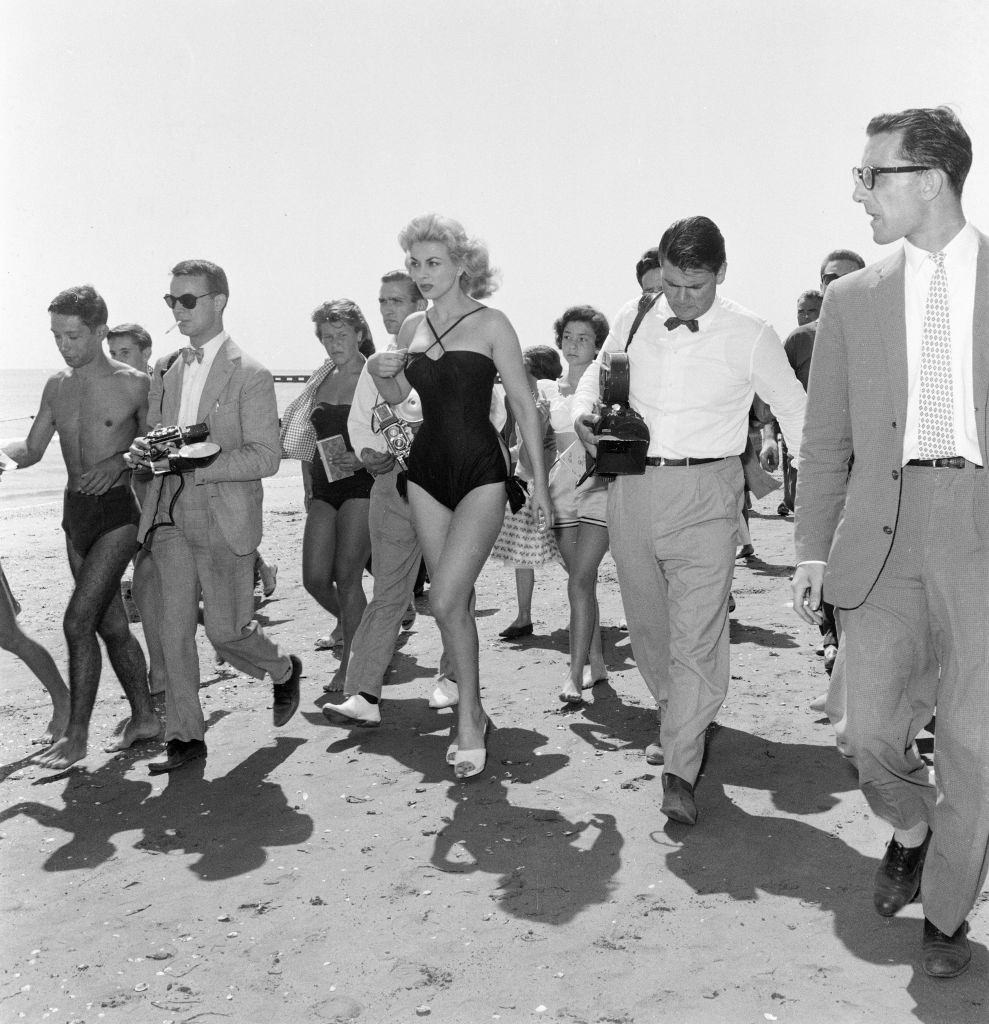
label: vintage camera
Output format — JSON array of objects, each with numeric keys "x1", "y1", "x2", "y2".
[
  {"x1": 142, "y1": 423, "x2": 219, "y2": 474},
  {"x1": 591, "y1": 352, "x2": 649, "y2": 477},
  {"x1": 592, "y1": 407, "x2": 650, "y2": 476},
  {"x1": 145, "y1": 423, "x2": 209, "y2": 461},
  {"x1": 372, "y1": 401, "x2": 419, "y2": 469}
]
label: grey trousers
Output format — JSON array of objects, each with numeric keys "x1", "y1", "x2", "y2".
[
  {"x1": 839, "y1": 463, "x2": 989, "y2": 934},
  {"x1": 344, "y1": 467, "x2": 444, "y2": 699},
  {"x1": 138, "y1": 483, "x2": 290, "y2": 742},
  {"x1": 607, "y1": 458, "x2": 742, "y2": 784}
]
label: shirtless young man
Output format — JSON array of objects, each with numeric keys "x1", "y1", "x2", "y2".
[{"x1": 7, "y1": 285, "x2": 159, "y2": 769}]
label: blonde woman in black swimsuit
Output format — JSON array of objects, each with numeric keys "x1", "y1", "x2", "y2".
[
  {"x1": 369, "y1": 215, "x2": 553, "y2": 779},
  {"x1": 302, "y1": 300, "x2": 375, "y2": 693}
]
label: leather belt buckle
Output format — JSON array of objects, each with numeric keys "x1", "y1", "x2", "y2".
[{"x1": 907, "y1": 456, "x2": 966, "y2": 469}]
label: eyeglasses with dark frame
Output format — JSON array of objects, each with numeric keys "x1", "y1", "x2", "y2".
[
  {"x1": 163, "y1": 292, "x2": 217, "y2": 310},
  {"x1": 852, "y1": 165, "x2": 931, "y2": 190}
]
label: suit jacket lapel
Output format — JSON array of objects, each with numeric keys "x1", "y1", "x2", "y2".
[
  {"x1": 197, "y1": 338, "x2": 237, "y2": 422},
  {"x1": 972, "y1": 236, "x2": 989, "y2": 460},
  {"x1": 162, "y1": 357, "x2": 185, "y2": 425},
  {"x1": 873, "y1": 251, "x2": 908, "y2": 422}
]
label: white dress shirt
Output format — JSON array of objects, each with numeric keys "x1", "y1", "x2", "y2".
[
  {"x1": 177, "y1": 331, "x2": 228, "y2": 427},
  {"x1": 572, "y1": 294, "x2": 806, "y2": 460},
  {"x1": 901, "y1": 221, "x2": 981, "y2": 465}
]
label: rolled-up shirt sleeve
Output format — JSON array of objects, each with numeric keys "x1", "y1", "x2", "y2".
[
  {"x1": 348, "y1": 364, "x2": 386, "y2": 457},
  {"x1": 749, "y1": 326, "x2": 806, "y2": 463}
]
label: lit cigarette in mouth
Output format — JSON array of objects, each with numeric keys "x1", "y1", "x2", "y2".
[{"x1": 165, "y1": 322, "x2": 181, "y2": 333}]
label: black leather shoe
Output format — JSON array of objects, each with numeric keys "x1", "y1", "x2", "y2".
[
  {"x1": 148, "y1": 738, "x2": 207, "y2": 774},
  {"x1": 498, "y1": 623, "x2": 533, "y2": 640},
  {"x1": 661, "y1": 772, "x2": 697, "y2": 825},
  {"x1": 273, "y1": 655, "x2": 302, "y2": 727},
  {"x1": 922, "y1": 918, "x2": 971, "y2": 978},
  {"x1": 874, "y1": 831, "x2": 930, "y2": 916}
]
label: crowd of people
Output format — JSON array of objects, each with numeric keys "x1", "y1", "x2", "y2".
[{"x1": 1, "y1": 104, "x2": 985, "y2": 983}]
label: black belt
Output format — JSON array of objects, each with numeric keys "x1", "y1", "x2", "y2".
[
  {"x1": 906, "y1": 457, "x2": 972, "y2": 469},
  {"x1": 644, "y1": 456, "x2": 731, "y2": 467}
]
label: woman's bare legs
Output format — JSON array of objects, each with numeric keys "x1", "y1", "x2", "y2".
[
  {"x1": 302, "y1": 499, "x2": 343, "y2": 655},
  {"x1": 504, "y1": 568, "x2": 534, "y2": 630},
  {"x1": 409, "y1": 482, "x2": 505, "y2": 770},
  {"x1": 555, "y1": 523, "x2": 609, "y2": 701},
  {"x1": 328, "y1": 499, "x2": 372, "y2": 691}
]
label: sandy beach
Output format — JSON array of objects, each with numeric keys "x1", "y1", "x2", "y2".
[{"x1": 0, "y1": 479, "x2": 985, "y2": 1024}]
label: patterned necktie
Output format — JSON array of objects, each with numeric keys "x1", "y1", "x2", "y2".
[
  {"x1": 664, "y1": 316, "x2": 699, "y2": 333},
  {"x1": 181, "y1": 346, "x2": 204, "y2": 364},
  {"x1": 917, "y1": 251, "x2": 954, "y2": 458}
]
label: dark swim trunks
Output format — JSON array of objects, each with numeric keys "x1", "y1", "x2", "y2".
[{"x1": 61, "y1": 485, "x2": 141, "y2": 557}]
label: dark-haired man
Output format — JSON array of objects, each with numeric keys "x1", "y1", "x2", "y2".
[
  {"x1": 793, "y1": 106, "x2": 987, "y2": 978},
  {"x1": 7, "y1": 285, "x2": 158, "y2": 769},
  {"x1": 129, "y1": 260, "x2": 301, "y2": 772},
  {"x1": 107, "y1": 323, "x2": 153, "y2": 373},
  {"x1": 323, "y1": 270, "x2": 436, "y2": 726},
  {"x1": 796, "y1": 289, "x2": 823, "y2": 327},
  {"x1": 574, "y1": 217, "x2": 806, "y2": 825},
  {"x1": 636, "y1": 246, "x2": 663, "y2": 295}
]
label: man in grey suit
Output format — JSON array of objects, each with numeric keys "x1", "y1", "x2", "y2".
[
  {"x1": 793, "y1": 107, "x2": 987, "y2": 979},
  {"x1": 130, "y1": 260, "x2": 301, "y2": 773}
]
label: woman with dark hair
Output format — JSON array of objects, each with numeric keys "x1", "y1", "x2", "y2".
[
  {"x1": 369, "y1": 214, "x2": 552, "y2": 779},
  {"x1": 494, "y1": 344, "x2": 563, "y2": 637},
  {"x1": 540, "y1": 305, "x2": 612, "y2": 704},
  {"x1": 290, "y1": 299, "x2": 375, "y2": 691}
]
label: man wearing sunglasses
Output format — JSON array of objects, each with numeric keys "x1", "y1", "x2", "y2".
[
  {"x1": 130, "y1": 259, "x2": 301, "y2": 773},
  {"x1": 793, "y1": 107, "x2": 986, "y2": 979}
]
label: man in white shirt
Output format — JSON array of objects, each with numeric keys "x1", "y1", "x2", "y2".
[
  {"x1": 574, "y1": 216, "x2": 806, "y2": 825},
  {"x1": 322, "y1": 271, "x2": 432, "y2": 726},
  {"x1": 792, "y1": 106, "x2": 987, "y2": 979},
  {"x1": 130, "y1": 260, "x2": 301, "y2": 773}
]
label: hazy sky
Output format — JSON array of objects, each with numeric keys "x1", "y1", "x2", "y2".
[{"x1": 2, "y1": 0, "x2": 987, "y2": 372}]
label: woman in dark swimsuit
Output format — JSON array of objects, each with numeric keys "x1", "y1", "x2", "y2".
[
  {"x1": 369, "y1": 215, "x2": 553, "y2": 779},
  {"x1": 302, "y1": 300, "x2": 375, "y2": 693}
]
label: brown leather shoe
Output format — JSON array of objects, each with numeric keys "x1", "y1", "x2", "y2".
[
  {"x1": 922, "y1": 918, "x2": 971, "y2": 979},
  {"x1": 148, "y1": 738, "x2": 207, "y2": 775},
  {"x1": 661, "y1": 773, "x2": 697, "y2": 825},
  {"x1": 873, "y1": 831, "x2": 930, "y2": 916},
  {"x1": 273, "y1": 655, "x2": 302, "y2": 727}
]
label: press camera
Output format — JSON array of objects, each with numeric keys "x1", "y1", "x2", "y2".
[
  {"x1": 142, "y1": 423, "x2": 220, "y2": 474},
  {"x1": 591, "y1": 351, "x2": 649, "y2": 477}
]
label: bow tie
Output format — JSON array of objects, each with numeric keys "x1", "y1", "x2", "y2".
[
  {"x1": 665, "y1": 316, "x2": 699, "y2": 333},
  {"x1": 181, "y1": 346, "x2": 204, "y2": 364}
]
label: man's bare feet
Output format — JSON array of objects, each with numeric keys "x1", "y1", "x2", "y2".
[
  {"x1": 33, "y1": 733, "x2": 87, "y2": 770},
  {"x1": 322, "y1": 666, "x2": 346, "y2": 693},
  {"x1": 558, "y1": 673, "x2": 583, "y2": 704},
  {"x1": 104, "y1": 714, "x2": 161, "y2": 752},
  {"x1": 32, "y1": 696, "x2": 70, "y2": 746},
  {"x1": 582, "y1": 664, "x2": 608, "y2": 690}
]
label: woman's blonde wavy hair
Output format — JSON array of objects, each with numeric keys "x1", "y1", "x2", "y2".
[{"x1": 398, "y1": 213, "x2": 501, "y2": 300}]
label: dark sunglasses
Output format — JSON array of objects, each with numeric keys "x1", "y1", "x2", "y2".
[{"x1": 163, "y1": 291, "x2": 216, "y2": 310}]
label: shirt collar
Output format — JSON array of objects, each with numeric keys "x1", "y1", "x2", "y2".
[{"x1": 903, "y1": 221, "x2": 977, "y2": 273}]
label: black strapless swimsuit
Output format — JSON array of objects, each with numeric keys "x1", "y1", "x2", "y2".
[{"x1": 402, "y1": 308, "x2": 512, "y2": 511}]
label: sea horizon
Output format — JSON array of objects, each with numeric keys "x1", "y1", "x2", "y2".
[{"x1": 0, "y1": 368, "x2": 307, "y2": 513}]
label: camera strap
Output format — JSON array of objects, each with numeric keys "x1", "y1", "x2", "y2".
[{"x1": 624, "y1": 292, "x2": 661, "y2": 352}]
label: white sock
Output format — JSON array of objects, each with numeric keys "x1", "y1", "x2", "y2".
[{"x1": 893, "y1": 822, "x2": 929, "y2": 848}]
